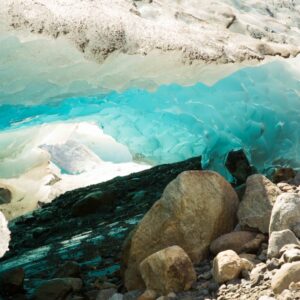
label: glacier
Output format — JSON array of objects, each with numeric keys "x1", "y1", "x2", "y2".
[
  {"x1": 1, "y1": 57, "x2": 299, "y2": 172},
  {"x1": 0, "y1": 0, "x2": 300, "y2": 222}
]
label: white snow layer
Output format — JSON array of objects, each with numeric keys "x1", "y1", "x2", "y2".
[{"x1": 0, "y1": 211, "x2": 10, "y2": 258}]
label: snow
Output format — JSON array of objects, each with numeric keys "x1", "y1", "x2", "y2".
[{"x1": 0, "y1": 211, "x2": 10, "y2": 258}]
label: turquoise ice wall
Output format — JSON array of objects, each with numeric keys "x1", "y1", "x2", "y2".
[{"x1": 0, "y1": 60, "x2": 299, "y2": 179}]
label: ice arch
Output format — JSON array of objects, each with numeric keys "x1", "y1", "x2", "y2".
[{"x1": 0, "y1": 57, "x2": 299, "y2": 180}]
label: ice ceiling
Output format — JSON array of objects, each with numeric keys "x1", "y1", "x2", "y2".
[{"x1": 1, "y1": 49, "x2": 299, "y2": 176}]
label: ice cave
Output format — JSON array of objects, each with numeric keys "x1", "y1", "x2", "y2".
[{"x1": 0, "y1": 0, "x2": 300, "y2": 299}]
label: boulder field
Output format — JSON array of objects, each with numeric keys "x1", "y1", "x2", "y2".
[{"x1": 1, "y1": 156, "x2": 300, "y2": 299}]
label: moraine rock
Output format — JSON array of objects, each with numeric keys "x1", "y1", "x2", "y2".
[
  {"x1": 0, "y1": 187, "x2": 12, "y2": 204},
  {"x1": 210, "y1": 231, "x2": 265, "y2": 255},
  {"x1": 269, "y1": 193, "x2": 300, "y2": 238},
  {"x1": 122, "y1": 171, "x2": 239, "y2": 290},
  {"x1": 34, "y1": 278, "x2": 83, "y2": 300},
  {"x1": 271, "y1": 261, "x2": 300, "y2": 294},
  {"x1": 137, "y1": 290, "x2": 157, "y2": 300},
  {"x1": 212, "y1": 250, "x2": 242, "y2": 284},
  {"x1": 272, "y1": 168, "x2": 296, "y2": 184},
  {"x1": 96, "y1": 288, "x2": 118, "y2": 300},
  {"x1": 267, "y1": 229, "x2": 300, "y2": 258},
  {"x1": 123, "y1": 290, "x2": 143, "y2": 300},
  {"x1": 279, "y1": 244, "x2": 300, "y2": 263},
  {"x1": 0, "y1": 268, "x2": 25, "y2": 296},
  {"x1": 71, "y1": 191, "x2": 116, "y2": 217},
  {"x1": 238, "y1": 174, "x2": 281, "y2": 233},
  {"x1": 139, "y1": 246, "x2": 196, "y2": 295},
  {"x1": 109, "y1": 294, "x2": 124, "y2": 300},
  {"x1": 54, "y1": 261, "x2": 81, "y2": 278}
]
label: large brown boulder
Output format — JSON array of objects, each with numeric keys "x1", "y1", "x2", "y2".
[
  {"x1": 238, "y1": 174, "x2": 281, "y2": 233},
  {"x1": 139, "y1": 246, "x2": 196, "y2": 295},
  {"x1": 122, "y1": 171, "x2": 239, "y2": 290}
]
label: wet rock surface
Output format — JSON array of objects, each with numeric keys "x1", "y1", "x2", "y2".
[{"x1": 0, "y1": 156, "x2": 202, "y2": 297}]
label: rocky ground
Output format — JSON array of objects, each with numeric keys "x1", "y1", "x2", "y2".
[{"x1": 1, "y1": 155, "x2": 300, "y2": 300}]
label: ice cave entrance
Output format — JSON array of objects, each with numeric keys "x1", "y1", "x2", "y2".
[{"x1": 0, "y1": 42, "x2": 299, "y2": 219}]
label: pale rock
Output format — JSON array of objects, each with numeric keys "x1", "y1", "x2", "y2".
[
  {"x1": 238, "y1": 174, "x2": 281, "y2": 233},
  {"x1": 278, "y1": 290, "x2": 293, "y2": 300},
  {"x1": 267, "y1": 229, "x2": 300, "y2": 258},
  {"x1": 271, "y1": 262, "x2": 300, "y2": 294},
  {"x1": 137, "y1": 290, "x2": 157, "y2": 300},
  {"x1": 250, "y1": 263, "x2": 267, "y2": 287},
  {"x1": 269, "y1": 193, "x2": 300, "y2": 238},
  {"x1": 109, "y1": 294, "x2": 124, "y2": 300},
  {"x1": 212, "y1": 250, "x2": 242, "y2": 284},
  {"x1": 280, "y1": 244, "x2": 300, "y2": 263},
  {"x1": 241, "y1": 258, "x2": 254, "y2": 271},
  {"x1": 139, "y1": 246, "x2": 196, "y2": 295},
  {"x1": 123, "y1": 171, "x2": 239, "y2": 290}
]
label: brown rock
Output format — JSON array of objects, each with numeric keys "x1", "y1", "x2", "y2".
[
  {"x1": 0, "y1": 268, "x2": 25, "y2": 296},
  {"x1": 122, "y1": 171, "x2": 239, "y2": 290},
  {"x1": 212, "y1": 250, "x2": 242, "y2": 283},
  {"x1": 210, "y1": 231, "x2": 264, "y2": 255},
  {"x1": 271, "y1": 262, "x2": 300, "y2": 294},
  {"x1": 272, "y1": 168, "x2": 296, "y2": 183},
  {"x1": 137, "y1": 290, "x2": 157, "y2": 300},
  {"x1": 238, "y1": 174, "x2": 281, "y2": 233},
  {"x1": 139, "y1": 246, "x2": 196, "y2": 295},
  {"x1": 55, "y1": 261, "x2": 81, "y2": 278},
  {"x1": 0, "y1": 187, "x2": 12, "y2": 204},
  {"x1": 34, "y1": 278, "x2": 82, "y2": 300}
]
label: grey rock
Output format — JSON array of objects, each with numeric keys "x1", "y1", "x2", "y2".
[
  {"x1": 269, "y1": 193, "x2": 300, "y2": 238},
  {"x1": 267, "y1": 229, "x2": 300, "y2": 258},
  {"x1": 280, "y1": 244, "x2": 300, "y2": 263},
  {"x1": 0, "y1": 188, "x2": 12, "y2": 204},
  {"x1": 96, "y1": 288, "x2": 117, "y2": 300},
  {"x1": 109, "y1": 293, "x2": 123, "y2": 300},
  {"x1": 238, "y1": 174, "x2": 281, "y2": 233}
]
